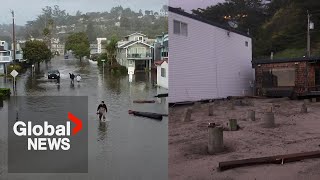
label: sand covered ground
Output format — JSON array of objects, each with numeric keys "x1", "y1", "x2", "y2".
[{"x1": 169, "y1": 97, "x2": 320, "y2": 180}]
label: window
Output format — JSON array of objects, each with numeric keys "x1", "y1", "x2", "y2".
[
  {"x1": 173, "y1": 20, "x2": 188, "y2": 36},
  {"x1": 161, "y1": 68, "x2": 166, "y2": 77},
  {"x1": 245, "y1": 41, "x2": 249, "y2": 47},
  {"x1": 162, "y1": 52, "x2": 168, "y2": 57},
  {"x1": 262, "y1": 68, "x2": 295, "y2": 87}
]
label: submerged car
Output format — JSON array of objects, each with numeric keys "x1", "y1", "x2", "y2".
[{"x1": 48, "y1": 70, "x2": 60, "y2": 79}]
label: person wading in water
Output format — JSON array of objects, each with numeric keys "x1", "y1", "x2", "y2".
[
  {"x1": 69, "y1": 73, "x2": 75, "y2": 84},
  {"x1": 97, "y1": 101, "x2": 108, "y2": 121}
]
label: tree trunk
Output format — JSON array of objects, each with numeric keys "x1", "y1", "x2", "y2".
[{"x1": 37, "y1": 62, "x2": 40, "y2": 72}]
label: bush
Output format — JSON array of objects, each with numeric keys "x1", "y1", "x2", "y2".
[
  {"x1": 111, "y1": 65, "x2": 127, "y2": 75},
  {"x1": 0, "y1": 88, "x2": 11, "y2": 98},
  {"x1": 8, "y1": 64, "x2": 23, "y2": 73},
  {"x1": 97, "y1": 53, "x2": 108, "y2": 66}
]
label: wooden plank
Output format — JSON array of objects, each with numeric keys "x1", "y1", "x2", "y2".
[
  {"x1": 133, "y1": 100, "x2": 156, "y2": 103},
  {"x1": 154, "y1": 93, "x2": 168, "y2": 98},
  {"x1": 218, "y1": 150, "x2": 320, "y2": 171}
]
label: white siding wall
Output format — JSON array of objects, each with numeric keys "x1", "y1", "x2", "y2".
[
  {"x1": 169, "y1": 12, "x2": 253, "y2": 103},
  {"x1": 157, "y1": 62, "x2": 168, "y2": 89}
]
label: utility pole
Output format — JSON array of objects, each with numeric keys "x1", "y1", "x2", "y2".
[
  {"x1": 307, "y1": 10, "x2": 311, "y2": 57},
  {"x1": 11, "y1": 10, "x2": 16, "y2": 63}
]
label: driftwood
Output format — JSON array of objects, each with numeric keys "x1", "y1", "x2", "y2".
[
  {"x1": 133, "y1": 100, "x2": 156, "y2": 104},
  {"x1": 218, "y1": 150, "x2": 320, "y2": 171},
  {"x1": 128, "y1": 110, "x2": 163, "y2": 120},
  {"x1": 154, "y1": 93, "x2": 168, "y2": 98}
]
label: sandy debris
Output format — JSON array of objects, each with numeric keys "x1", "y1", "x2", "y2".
[{"x1": 169, "y1": 98, "x2": 320, "y2": 180}]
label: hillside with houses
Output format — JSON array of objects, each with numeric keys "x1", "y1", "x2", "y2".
[{"x1": 0, "y1": 5, "x2": 168, "y2": 44}]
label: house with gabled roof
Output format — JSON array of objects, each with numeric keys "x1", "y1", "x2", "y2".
[{"x1": 116, "y1": 32, "x2": 154, "y2": 71}]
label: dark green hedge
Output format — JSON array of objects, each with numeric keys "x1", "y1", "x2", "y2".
[{"x1": 0, "y1": 88, "x2": 11, "y2": 98}]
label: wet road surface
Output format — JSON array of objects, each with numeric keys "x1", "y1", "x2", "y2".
[{"x1": 0, "y1": 57, "x2": 168, "y2": 180}]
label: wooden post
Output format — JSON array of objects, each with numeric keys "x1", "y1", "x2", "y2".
[
  {"x1": 263, "y1": 112, "x2": 275, "y2": 128},
  {"x1": 247, "y1": 110, "x2": 255, "y2": 121},
  {"x1": 229, "y1": 119, "x2": 238, "y2": 131},
  {"x1": 0, "y1": 96, "x2": 3, "y2": 107},
  {"x1": 208, "y1": 123, "x2": 224, "y2": 154},
  {"x1": 301, "y1": 103, "x2": 308, "y2": 113},
  {"x1": 208, "y1": 104, "x2": 214, "y2": 116},
  {"x1": 183, "y1": 108, "x2": 193, "y2": 122}
]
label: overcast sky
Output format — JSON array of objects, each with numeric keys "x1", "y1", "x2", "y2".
[
  {"x1": 169, "y1": 0, "x2": 225, "y2": 12},
  {"x1": 0, "y1": 0, "x2": 167, "y2": 25}
]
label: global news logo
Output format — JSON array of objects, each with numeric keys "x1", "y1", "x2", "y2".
[{"x1": 12, "y1": 112, "x2": 82, "y2": 151}]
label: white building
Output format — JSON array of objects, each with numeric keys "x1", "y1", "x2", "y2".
[
  {"x1": 0, "y1": 40, "x2": 12, "y2": 74},
  {"x1": 168, "y1": 7, "x2": 253, "y2": 103},
  {"x1": 155, "y1": 60, "x2": 168, "y2": 89},
  {"x1": 97, "y1": 38, "x2": 107, "y2": 54}
]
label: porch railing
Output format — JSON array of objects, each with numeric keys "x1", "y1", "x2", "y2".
[
  {"x1": 127, "y1": 53, "x2": 152, "y2": 59},
  {"x1": 0, "y1": 56, "x2": 12, "y2": 63}
]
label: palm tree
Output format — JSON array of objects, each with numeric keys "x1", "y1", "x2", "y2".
[{"x1": 106, "y1": 36, "x2": 118, "y2": 67}]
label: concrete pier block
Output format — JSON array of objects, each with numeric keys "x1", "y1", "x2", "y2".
[
  {"x1": 247, "y1": 110, "x2": 255, "y2": 121},
  {"x1": 312, "y1": 98, "x2": 317, "y2": 103},
  {"x1": 183, "y1": 108, "x2": 193, "y2": 122},
  {"x1": 208, "y1": 123, "x2": 224, "y2": 154},
  {"x1": 301, "y1": 103, "x2": 308, "y2": 113},
  {"x1": 229, "y1": 119, "x2": 238, "y2": 131},
  {"x1": 263, "y1": 112, "x2": 275, "y2": 128},
  {"x1": 208, "y1": 104, "x2": 214, "y2": 116}
]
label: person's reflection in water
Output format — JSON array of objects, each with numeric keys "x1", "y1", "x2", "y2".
[
  {"x1": 70, "y1": 81, "x2": 75, "y2": 89},
  {"x1": 98, "y1": 121, "x2": 108, "y2": 141}
]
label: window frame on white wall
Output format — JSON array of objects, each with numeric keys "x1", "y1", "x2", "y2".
[
  {"x1": 161, "y1": 67, "x2": 166, "y2": 77},
  {"x1": 173, "y1": 20, "x2": 188, "y2": 37}
]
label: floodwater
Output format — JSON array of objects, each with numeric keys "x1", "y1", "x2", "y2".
[{"x1": 0, "y1": 57, "x2": 168, "y2": 180}]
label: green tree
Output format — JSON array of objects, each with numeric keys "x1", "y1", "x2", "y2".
[
  {"x1": 23, "y1": 40, "x2": 51, "y2": 70},
  {"x1": 65, "y1": 32, "x2": 90, "y2": 61},
  {"x1": 106, "y1": 36, "x2": 119, "y2": 67}
]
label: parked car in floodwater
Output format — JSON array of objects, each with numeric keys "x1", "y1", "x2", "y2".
[{"x1": 48, "y1": 70, "x2": 60, "y2": 79}]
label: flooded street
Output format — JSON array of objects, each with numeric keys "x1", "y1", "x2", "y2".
[{"x1": 0, "y1": 57, "x2": 168, "y2": 180}]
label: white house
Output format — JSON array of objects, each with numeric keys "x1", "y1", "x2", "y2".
[
  {"x1": 97, "y1": 38, "x2": 107, "y2": 54},
  {"x1": 0, "y1": 40, "x2": 12, "y2": 74},
  {"x1": 155, "y1": 60, "x2": 168, "y2": 89},
  {"x1": 168, "y1": 7, "x2": 253, "y2": 103}
]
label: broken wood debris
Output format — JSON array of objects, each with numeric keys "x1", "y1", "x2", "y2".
[
  {"x1": 128, "y1": 110, "x2": 163, "y2": 120},
  {"x1": 154, "y1": 93, "x2": 168, "y2": 98},
  {"x1": 133, "y1": 100, "x2": 156, "y2": 103},
  {"x1": 218, "y1": 150, "x2": 320, "y2": 171}
]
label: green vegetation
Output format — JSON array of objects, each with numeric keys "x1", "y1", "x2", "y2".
[
  {"x1": 0, "y1": 88, "x2": 11, "y2": 99},
  {"x1": 65, "y1": 32, "x2": 90, "y2": 61},
  {"x1": 192, "y1": 0, "x2": 320, "y2": 59},
  {"x1": 97, "y1": 53, "x2": 108, "y2": 66},
  {"x1": 8, "y1": 64, "x2": 23, "y2": 73},
  {"x1": 106, "y1": 36, "x2": 119, "y2": 67},
  {"x1": 111, "y1": 65, "x2": 127, "y2": 76},
  {"x1": 0, "y1": 5, "x2": 168, "y2": 43},
  {"x1": 22, "y1": 40, "x2": 51, "y2": 70}
]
